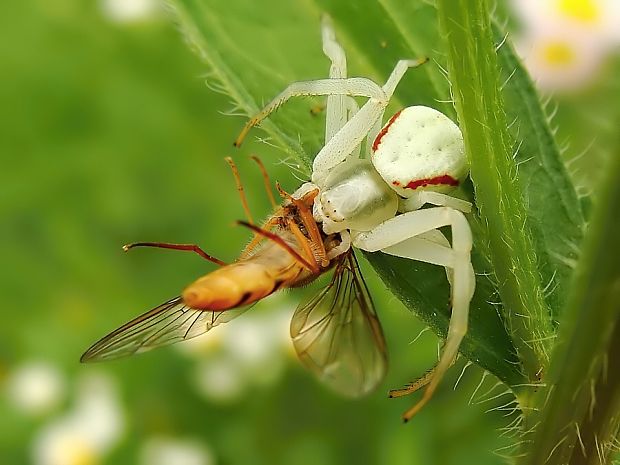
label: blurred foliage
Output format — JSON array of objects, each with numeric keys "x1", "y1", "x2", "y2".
[{"x1": 0, "y1": 1, "x2": 618, "y2": 465}]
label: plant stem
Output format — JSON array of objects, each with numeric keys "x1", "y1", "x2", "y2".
[
  {"x1": 436, "y1": 0, "x2": 554, "y2": 389},
  {"x1": 522, "y1": 147, "x2": 620, "y2": 465}
]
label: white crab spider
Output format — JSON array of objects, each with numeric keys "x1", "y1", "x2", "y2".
[{"x1": 236, "y1": 16, "x2": 475, "y2": 421}]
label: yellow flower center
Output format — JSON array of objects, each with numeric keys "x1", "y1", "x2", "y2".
[
  {"x1": 541, "y1": 41, "x2": 576, "y2": 67},
  {"x1": 63, "y1": 440, "x2": 99, "y2": 465},
  {"x1": 557, "y1": 0, "x2": 601, "y2": 24}
]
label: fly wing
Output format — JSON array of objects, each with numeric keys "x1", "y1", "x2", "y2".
[
  {"x1": 80, "y1": 296, "x2": 250, "y2": 362},
  {"x1": 290, "y1": 251, "x2": 387, "y2": 397}
]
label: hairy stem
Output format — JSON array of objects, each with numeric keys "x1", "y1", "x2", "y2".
[{"x1": 436, "y1": 0, "x2": 554, "y2": 391}]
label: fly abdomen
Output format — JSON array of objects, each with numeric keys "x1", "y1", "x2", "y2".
[{"x1": 182, "y1": 262, "x2": 279, "y2": 311}]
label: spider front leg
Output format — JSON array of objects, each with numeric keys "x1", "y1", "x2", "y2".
[
  {"x1": 321, "y1": 14, "x2": 349, "y2": 142},
  {"x1": 320, "y1": 15, "x2": 361, "y2": 158},
  {"x1": 312, "y1": 58, "x2": 427, "y2": 182},
  {"x1": 234, "y1": 77, "x2": 385, "y2": 148},
  {"x1": 352, "y1": 207, "x2": 475, "y2": 421}
]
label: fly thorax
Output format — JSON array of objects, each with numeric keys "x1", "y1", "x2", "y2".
[{"x1": 317, "y1": 159, "x2": 398, "y2": 234}]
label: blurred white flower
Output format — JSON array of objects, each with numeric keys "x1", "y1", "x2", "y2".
[
  {"x1": 71, "y1": 374, "x2": 125, "y2": 451},
  {"x1": 514, "y1": 27, "x2": 608, "y2": 91},
  {"x1": 32, "y1": 420, "x2": 99, "y2": 465},
  {"x1": 193, "y1": 355, "x2": 247, "y2": 404},
  {"x1": 224, "y1": 307, "x2": 291, "y2": 387},
  {"x1": 175, "y1": 322, "x2": 226, "y2": 357},
  {"x1": 32, "y1": 372, "x2": 125, "y2": 465},
  {"x1": 273, "y1": 305, "x2": 297, "y2": 359},
  {"x1": 6, "y1": 361, "x2": 65, "y2": 416},
  {"x1": 178, "y1": 294, "x2": 297, "y2": 402},
  {"x1": 100, "y1": 0, "x2": 161, "y2": 23},
  {"x1": 140, "y1": 437, "x2": 215, "y2": 465},
  {"x1": 511, "y1": 0, "x2": 620, "y2": 91},
  {"x1": 222, "y1": 293, "x2": 298, "y2": 358},
  {"x1": 513, "y1": 0, "x2": 620, "y2": 41},
  {"x1": 223, "y1": 310, "x2": 286, "y2": 366}
]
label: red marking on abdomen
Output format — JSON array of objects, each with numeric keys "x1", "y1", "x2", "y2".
[
  {"x1": 372, "y1": 109, "x2": 403, "y2": 152},
  {"x1": 405, "y1": 175, "x2": 459, "y2": 190}
]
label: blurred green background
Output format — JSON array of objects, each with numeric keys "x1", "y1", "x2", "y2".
[{"x1": 1, "y1": 1, "x2": 617, "y2": 464}]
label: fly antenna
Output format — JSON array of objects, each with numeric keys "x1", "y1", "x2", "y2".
[
  {"x1": 225, "y1": 157, "x2": 254, "y2": 225},
  {"x1": 122, "y1": 242, "x2": 226, "y2": 266},
  {"x1": 250, "y1": 155, "x2": 277, "y2": 210}
]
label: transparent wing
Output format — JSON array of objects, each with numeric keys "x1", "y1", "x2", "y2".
[
  {"x1": 290, "y1": 251, "x2": 387, "y2": 397},
  {"x1": 80, "y1": 296, "x2": 250, "y2": 362}
]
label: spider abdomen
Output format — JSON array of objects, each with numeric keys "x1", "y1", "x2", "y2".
[{"x1": 372, "y1": 106, "x2": 467, "y2": 197}]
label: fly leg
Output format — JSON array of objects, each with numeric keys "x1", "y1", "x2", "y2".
[
  {"x1": 250, "y1": 155, "x2": 277, "y2": 209},
  {"x1": 275, "y1": 183, "x2": 328, "y2": 267},
  {"x1": 238, "y1": 215, "x2": 281, "y2": 259},
  {"x1": 226, "y1": 155, "x2": 279, "y2": 259},
  {"x1": 225, "y1": 157, "x2": 254, "y2": 224},
  {"x1": 237, "y1": 221, "x2": 319, "y2": 273}
]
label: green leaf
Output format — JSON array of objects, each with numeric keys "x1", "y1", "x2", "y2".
[
  {"x1": 165, "y1": 0, "x2": 581, "y2": 391},
  {"x1": 166, "y1": 0, "x2": 315, "y2": 171},
  {"x1": 166, "y1": 0, "x2": 525, "y2": 388},
  {"x1": 491, "y1": 23, "x2": 585, "y2": 321}
]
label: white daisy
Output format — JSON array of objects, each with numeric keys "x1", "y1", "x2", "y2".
[
  {"x1": 511, "y1": 0, "x2": 620, "y2": 91},
  {"x1": 514, "y1": 25, "x2": 609, "y2": 91}
]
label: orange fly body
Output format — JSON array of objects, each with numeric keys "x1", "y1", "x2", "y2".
[
  {"x1": 81, "y1": 158, "x2": 387, "y2": 399},
  {"x1": 181, "y1": 188, "x2": 331, "y2": 312}
]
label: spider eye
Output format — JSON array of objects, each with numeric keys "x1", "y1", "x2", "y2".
[{"x1": 319, "y1": 161, "x2": 399, "y2": 232}]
